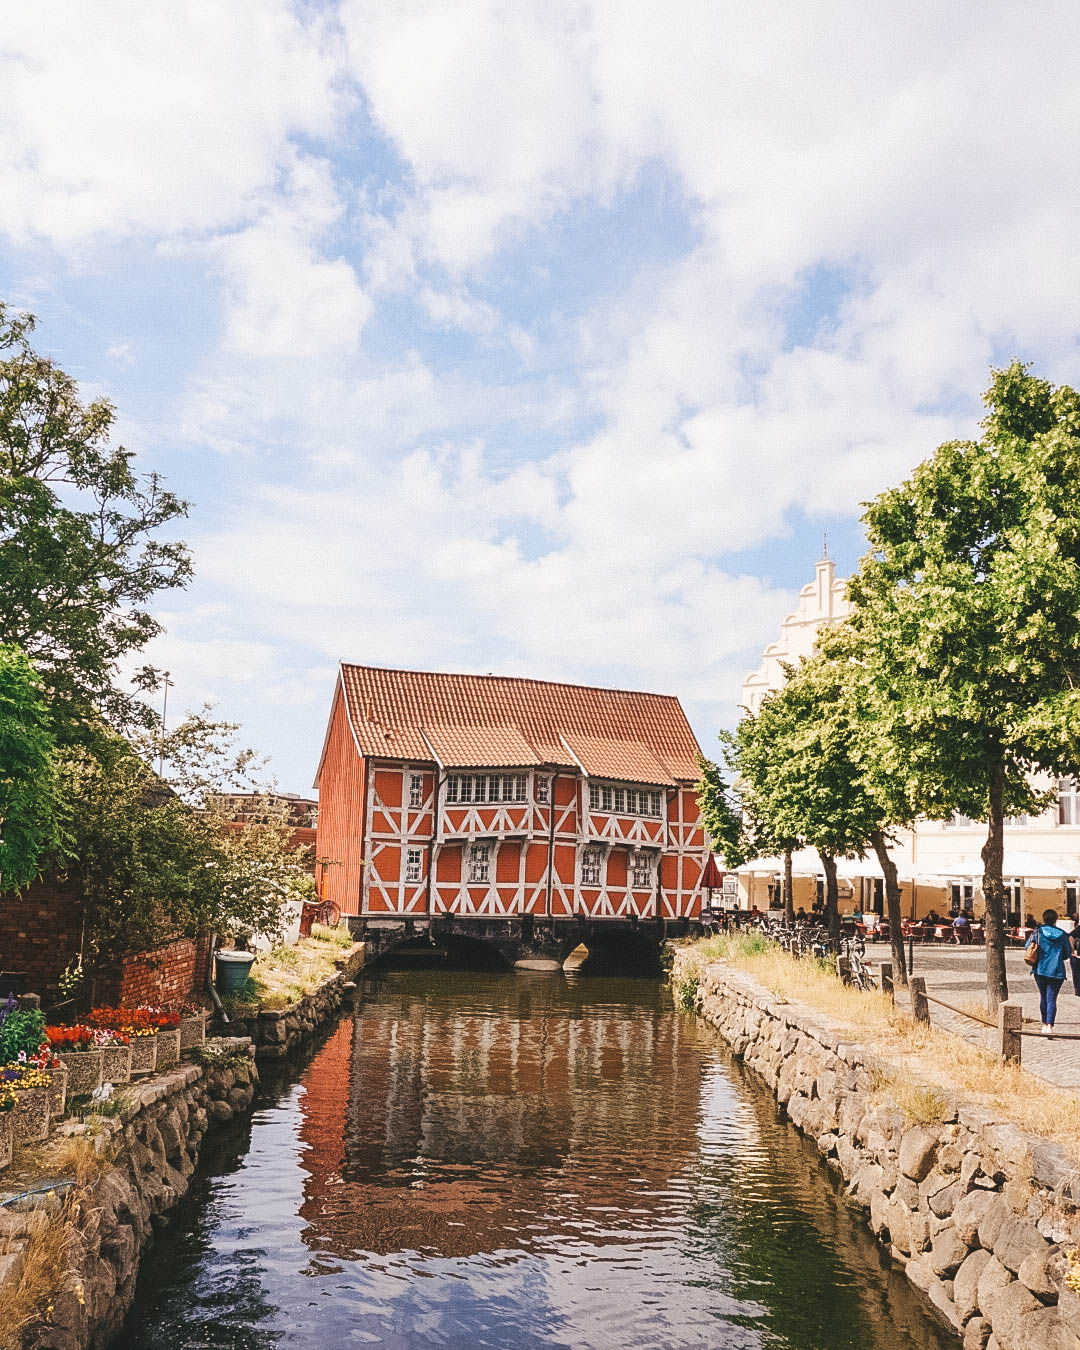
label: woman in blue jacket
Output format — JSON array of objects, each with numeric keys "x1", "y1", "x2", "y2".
[{"x1": 1026, "y1": 909, "x2": 1072, "y2": 1031}]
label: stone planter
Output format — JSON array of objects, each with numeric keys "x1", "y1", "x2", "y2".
[
  {"x1": 129, "y1": 1032, "x2": 158, "y2": 1075},
  {"x1": 102, "y1": 1041, "x2": 132, "y2": 1084},
  {"x1": 0, "y1": 1111, "x2": 11, "y2": 1171},
  {"x1": 180, "y1": 1012, "x2": 207, "y2": 1051},
  {"x1": 10, "y1": 1086, "x2": 50, "y2": 1144},
  {"x1": 56, "y1": 1047, "x2": 104, "y2": 1097},
  {"x1": 45, "y1": 1063, "x2": 68, "y2": 1119},
  {"x1": 155, "y1": 1026, "x2": 181, "y2": 1070}
]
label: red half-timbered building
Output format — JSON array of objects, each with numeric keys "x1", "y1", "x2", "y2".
[{"x1": 313, "y1": 664, "x2": 708, "y2": 928}]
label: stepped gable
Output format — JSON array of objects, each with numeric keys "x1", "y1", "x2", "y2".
[{"x1": 338, "y1": 663, "x2": 702, "y2": 782}]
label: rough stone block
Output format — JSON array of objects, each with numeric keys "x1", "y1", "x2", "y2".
[
  {"x1": 1010, "y1": 1308, "x2": 1080, "y2": 1350},
  {"x1": 977, "y1": 1256, "x2": 1014, "y2": 1321},
  {"x1": 954, "y1": 1190, "x2": 995, "y2": 1246},
  {"x1": 930, "y1": 1227, "x2": 972, "y2": 1279},
  {"x1": 995, "y1": 1216, "x2": 1047, "y2": 1276},
  {"x1": 954, "y1": 1249, "x2": 993, "y2": 1322},
  {"x1": 964, "y1": 1315, "x2": 991, "y2": 1350},
  {"x1": 901, "y1": 1126, "x2": 939, "y2": 1181},
  {"x1": 988, "y1": 1278, "x2": 1038, "y2": 1347}
]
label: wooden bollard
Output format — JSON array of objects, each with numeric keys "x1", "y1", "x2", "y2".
[
  {"x1": 880, "y1": 962, "x2": 894, "y2": 1000},
  {"x1": 998, "y1": 1001, "x2": 1022, "y2": 1064},
  {"x1": 910, "y1": 976, "x2": 930, "y2": 1023}
]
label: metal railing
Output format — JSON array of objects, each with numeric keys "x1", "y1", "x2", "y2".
[{"x1": 879, "y1": 968, "x2": 1080, "y2": 1066}]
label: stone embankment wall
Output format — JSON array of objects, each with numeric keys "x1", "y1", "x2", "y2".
[
  {"x1": 218, "y1": 943, "x2": 365, "y2": 1060},
  {"x1": 1, "y1": 1040, "x2": 258, "y2": 1350},
  {"x1": 677, "y1": 954, "x2": 1080, "y2": 1350}
]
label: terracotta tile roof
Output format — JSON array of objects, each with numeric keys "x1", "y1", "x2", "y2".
[
  {"x1": 421, "y1": 724, "x2": 543, "y2": 769},
  {"x1": 338, "y1": 664, "x2": 702, "y2": 781},
  {"x1": 558, "y1": 733, "x2": 675, "y2": 787}
]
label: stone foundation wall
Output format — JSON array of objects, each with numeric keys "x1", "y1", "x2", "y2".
[
  {"x1": 0, "y1": 1040, "x2": 259, "y2": 1350},
  {"x1": 219, "y1": 943, "x2": 365, "y2": 1060},
  {"x1": 677, "y1": 954, "x2": 1080, "y2": 1350}
]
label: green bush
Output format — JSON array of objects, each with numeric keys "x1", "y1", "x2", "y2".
[{"x1": 0, "y1": 1008, "x2": 46, "y2": 1063}]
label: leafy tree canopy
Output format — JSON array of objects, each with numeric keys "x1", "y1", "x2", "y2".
[
  {"x1": 57, "y1": 710, "x2": 313, "y2": 960},
  {"x1": 0, "y1": 643, "x2": 67, "y2": 889},
  {"x1": 0, "y1": 303, "x2": 191, "y2": 739},
  {"x1": 847, "y1": 361, "x2": 1080, "y2": 1004}
]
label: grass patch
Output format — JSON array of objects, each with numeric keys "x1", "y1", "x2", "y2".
[
  {"x1": 684, "y1": 934, "x2": 1080, "y2": 1162},
  {"x1": 225, "y1": 928, "x2": 357, "y2": 1013}
]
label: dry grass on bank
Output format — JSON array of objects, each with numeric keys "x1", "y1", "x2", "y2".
[
  {"x1": 231, "y1": 924, "x2": 355, "y2": 1012},
  {"x1": 0, "y1": 1195, "x2": 80, "y2": 1350},
  {"x1": 680, "y1": 933, "x2": 1080, "y2": 1162}
]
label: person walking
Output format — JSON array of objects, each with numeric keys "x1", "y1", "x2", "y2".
[
  {"x1": 1026, "y1": 909, "x2": 1071, "y2": 1032},
  {"x1": 1070, "y1": 925, "x2": 1080, "y2": 997}
]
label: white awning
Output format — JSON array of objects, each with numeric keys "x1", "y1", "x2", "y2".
[{"x1": 926, "y1": 851, "x2": 1080, "y2": 881}]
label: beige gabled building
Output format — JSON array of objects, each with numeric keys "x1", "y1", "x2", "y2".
[{"x1": 736, "y1": 559, "x2": 1080, "y2": 926}]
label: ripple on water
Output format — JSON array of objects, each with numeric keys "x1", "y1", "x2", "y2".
[{"x1": 118, "y1": 971, "x2": 954, "y2": 1350}]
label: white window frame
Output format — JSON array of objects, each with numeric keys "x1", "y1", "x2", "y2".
[
  {"x1": 446, "y1": 775, "x2": 460, "y2": 804},
  {"x1": 589, "y1": 783, "x2": 600, "y2": 810},
  {"x1": 582, "y1": 846, "x2": 603, "y2": 886},
  {"x1": 405, "y1": 848, "x2": 423, "y2": 883},
  {"x1": 631, "y1": 851, "x2": 652, "y2": 889},
  {"x1": 468, "y1": 843, "x2": 490, "y2": 883},
  {"x1": 409, "y1": 774, "x2": 423, "y2": 809},
  {"x1": 536, "y1": 776, "x2": 550, "y2": 805},
  {"x1": 515, "y1": 773, "x2": 527, "y2": 802},
  {"x1": 1059, "y1": 777, "x2": 1080, "y2": 826}
]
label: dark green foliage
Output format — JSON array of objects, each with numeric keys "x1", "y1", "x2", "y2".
[
  {"x1": 0, "y1": 1007, "x2": 46, "y2": 1063},
  {"x1": 0, "y1": 643, "x2": 67, "y2": 888},
  {"x1": 0, "y1": 303, "x2": 191, "y2": 740}
]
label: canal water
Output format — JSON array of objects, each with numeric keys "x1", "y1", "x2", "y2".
[{"x1": 117, "y1": 971, "x2": 952, "y2": 1349}]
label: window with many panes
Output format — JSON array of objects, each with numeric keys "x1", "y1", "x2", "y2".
[
  {"x1": 468, "y1": 843, "x2": 490, "y2": 883},
  {"x1": 582, "y1": 846, "x2": 603, "y2": 886},
  {"x1": 1059, "y1": 777, "x2": 1080, "y2": 825},
  {"x1": 444, "y1": 773, "x2": 531, "y2": 807},
  {"x1": 945, "y1": 811, "x2": 975, "y2": 827},
  {"x1": 536, "y1": 776, "x2": 550, "y2": 804},
  {"x1": 587, "y1": 783, "x2": 663, "y2": 818},
  {"x1": 631, "y1": 852, "x2": 653, "y2": 888},
  {"x1": 409, "y1": 775, "x2": 423, "y2": 809},
  {"x1": 405, "y1": 848, "x2": 423, "y2": 883}
]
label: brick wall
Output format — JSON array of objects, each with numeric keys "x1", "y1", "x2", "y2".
[
  {"x1": 0, "y1": 876, "x2": 85, "y2": 995},
  {"x1": 95, "y1": 935, "x2": 209, "y2": 1008},
  {"x1": 1, "y1": 875, "x2": 211, "y2": 1006}
]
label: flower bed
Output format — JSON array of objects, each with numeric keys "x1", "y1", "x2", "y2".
[
  {"x1": 102, "y1": 1036, "x2": 132, "y2": 1083},
  {"x1": 46, "y1": 1024, "x2": 106, "y2": 1095},
  {"x1": 2, "y1": 1065, "x2": 52, "y2": 1144}
]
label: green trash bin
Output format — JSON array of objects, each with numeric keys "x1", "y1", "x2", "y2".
[{"x1": 214, "y1": 949, "x2": 255, "y2": 995}]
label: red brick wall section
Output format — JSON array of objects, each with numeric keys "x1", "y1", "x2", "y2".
[
  {"x1": 0, "y1": 876, "x2": 85, "y2": 996},
  {"x1": 95, "y1": 937, "x2": 202, "y2": 1009},
  {"x1": 1, "y1": 876, "x2": 212, "y2": 1004}
]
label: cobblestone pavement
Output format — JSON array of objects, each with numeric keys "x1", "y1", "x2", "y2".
[{"x1": 865, "y1": 941, "x2": 1080, "y2": 1091}]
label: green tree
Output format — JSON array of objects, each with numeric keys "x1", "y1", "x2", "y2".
[
  {"x1": 0, "y1": 303, "x2": 191, "y2": 738},
  {"x1": 57, "y1": 711, "x2": 312, "y2": 962},
  {"x1": 848, "y1": 361, "x2": 1080, "y2": 1007},
  {"x1": 728, "y1": 661, "x2": 886, "y2": 950},
  {"x1": 0, "y1": 643, "x2": 67, "y2": 890}
]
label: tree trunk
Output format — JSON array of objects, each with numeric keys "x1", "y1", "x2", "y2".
[
  {"x1": 783, "y1": 849, "x2": 795, "y2": 925},
  {"x1": 820, "y1": 850, "x2": 841, "y2": 951},
  {"x1": 871, "y1": 829, "x2": 907, "y2": 986},
  {"x1": 982, "y1": 758, "x2": 1009, "y2": 1009}
]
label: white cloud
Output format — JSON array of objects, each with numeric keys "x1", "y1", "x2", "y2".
[
  {"x1": 0, "y1": 3, "x2": 343, "y2": 247},
  {"x1": 8, "y1": 1, "x2": 1080, "y2": 789}
]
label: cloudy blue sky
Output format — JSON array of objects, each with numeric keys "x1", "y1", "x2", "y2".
[{"x1": 3, "y1": 2, "x2": 1080, "y2": 792}]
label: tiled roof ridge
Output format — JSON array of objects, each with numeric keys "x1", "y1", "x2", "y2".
[{"x1": 338, "y1": 660, "x2": 685, "y2": 706}]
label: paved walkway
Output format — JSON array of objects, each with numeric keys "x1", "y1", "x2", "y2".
[{"x1": 865, "y1": 941, "x2": 1080, "y2": 1091}]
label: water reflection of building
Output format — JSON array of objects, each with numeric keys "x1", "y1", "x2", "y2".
[{"x1": 295, "y1": 976, "x2": 705, "y2": 1262}]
